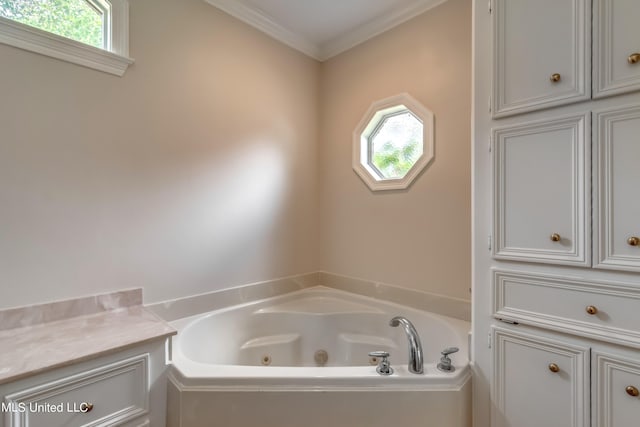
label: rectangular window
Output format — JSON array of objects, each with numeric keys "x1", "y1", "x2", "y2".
[
  {"x1": 0, "y1": 0, "x2": 109, "y2": 49},
  {"x1": 0, "y1": 0, "x2": 132, "y2": 76}
]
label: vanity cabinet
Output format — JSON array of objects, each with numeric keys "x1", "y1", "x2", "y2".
[
  {"x1": 593, "y1": 0, "x2": 640, "y2": 98},
  {"x1": 593, "y1": 105, "x2": 640, "y2": 272},
  {"x1": 491, "y1": 0, "x2": 591, "y2": 117},
  {"x1": 492, "y1": 114, "x2": 590, "y2": 266},
  {"x1": 3, "y1": 356, "x2": 148, "y2": 427},
  {"x1": 492, "y1": 327, "x2": 590, "y2": 427},
  {"x1": 0, "y1": 341, "x2": 166, "y2": 427}
]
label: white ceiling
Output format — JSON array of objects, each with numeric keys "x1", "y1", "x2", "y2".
[{"x1": 204, "y1": 0, "x2": 449, "y2": 61}]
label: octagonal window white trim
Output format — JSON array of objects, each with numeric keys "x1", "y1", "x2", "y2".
[{"x1": 353, "y1": 93, "x2": 435, "y2": 191}]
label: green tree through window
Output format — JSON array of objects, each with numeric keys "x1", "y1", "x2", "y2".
[
  {"x1": 370, "y1": 111, "x2": 423, "y2": 179},
  {"x1": 0, "y1": 0, "x2": 104, "y2": 48}
]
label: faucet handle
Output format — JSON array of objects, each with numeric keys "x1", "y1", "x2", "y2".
[
  {"x1": 368, "y1": 351, "x2": 393, "y2": 376},
  {"x1": 369, "y1": 351, "x2": 390, "y2": 358},
  {"x1": 437, "y1": 347, "x2": 459, "y2": 373},
  {"x1": 441, "y1": 347, "x2": 459, "y2": 356}
]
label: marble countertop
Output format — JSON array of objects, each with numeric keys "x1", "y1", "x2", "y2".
[{"x1": 0, "y1": 306, "x2": 176, "y2": 385}]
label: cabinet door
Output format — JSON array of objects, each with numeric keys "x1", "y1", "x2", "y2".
[
  {"x1": 2, "y1": 354, "x2": 149, "y2": 427},
  {"x1": 492, "y1": 0, "x2": 590, "y2": 118},
  {"x1": 492, "y1": 114, "x2": 590, "y2": 266},
  {"x1": 492, "y1": 328, "x2": 590, "y2": 427},
  {"x1": 594, "y1": 105, "x2": 640, "y2": 271},
  {"x1": 593, "y1": 350, "x2": 640, "y2": 427},
  {"x1": 593, "y1": 0, "x2": 640, "y2": 98}
]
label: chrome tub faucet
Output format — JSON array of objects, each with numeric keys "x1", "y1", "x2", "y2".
[{"x1": 389, "y1": 316, "x2": 423, "y2": 374}]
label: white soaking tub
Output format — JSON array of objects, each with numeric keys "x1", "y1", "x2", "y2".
[{"x1": 167, "y1": 287, "x2": 471, "y2": 427}]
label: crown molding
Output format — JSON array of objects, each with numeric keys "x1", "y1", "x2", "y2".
[
  {"x1": 203, "y1": 0, "x2": 322, "y2": 60},
  {"x1": 204, "y1": 0, "x2": 449, "y2": 62},
  {"x1": 320, "y1": 0, "x2": 449, "y2": 60}
]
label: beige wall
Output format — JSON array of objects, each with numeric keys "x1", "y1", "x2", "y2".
[
  {"x1": 0, "y1": 0, "x2": 471, "y2": 309},
  {"x1": 0, "y1": 0, "x2": 320, "y2": 308},
  {"x1": 318, "y1": 0, "x2": 471, "y2": 300}
]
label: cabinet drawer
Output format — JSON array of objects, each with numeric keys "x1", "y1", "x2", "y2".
[
  {"x1": 493, "y1": 270, "x2": 640, "y2": 347},
  {"x1": 492, "y1": 114, "x2": 590, "y2": 266},
  {"x1": 593, "y1": 105, "x2": 640, "y2": 272},
  {"x1": 492, "y1": 327, "x2": 590, "y2": 427},
  {"x1": 492, "y1": 0, "x2": 590, "y2": 117},
  {"x1": 593, "y1": 351, "x2": 640, "y2": 427},
  {"x1": 3, "y1": 354, "x2": 148, "y2": 427},
  {"x1": 593, "y1": 0, "x2": 640, "y2": 98}
]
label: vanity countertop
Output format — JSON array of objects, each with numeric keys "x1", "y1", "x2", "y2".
[{"x1": 0, "y1": 305, "x2": 176, "y2": 385}]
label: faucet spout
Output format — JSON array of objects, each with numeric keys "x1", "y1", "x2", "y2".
[{"x1": 390, "y1": 316, "x2": 424, "y2": 374}]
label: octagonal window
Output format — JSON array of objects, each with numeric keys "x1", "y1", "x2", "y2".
[
  {"x1": 370, "y1": 111, "x2": 423, "y2": 180},
  {"x1": 353, "y1": 93, "x2": 434, "y2": 191}
]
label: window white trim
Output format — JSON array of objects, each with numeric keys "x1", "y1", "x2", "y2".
[
  {"x1": 108, "y1": 0, "x2": 130, "y2": 57},
  {"x1": 0, "y1": 0, "x2": 133, "y2": 76},
  {"x1": 352, "y1": 93, "x2": 435, "y2": 191}
]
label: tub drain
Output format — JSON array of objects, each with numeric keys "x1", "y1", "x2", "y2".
[
  {"x1": 261, "y1": 355, "x2": 272, "y2": 366},
  {"x1": 314, "y1": 350, "x2": 329, "y2": 367}
]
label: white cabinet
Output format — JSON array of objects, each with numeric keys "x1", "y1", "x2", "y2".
[
  {"x1": 593, "y1": 105, "x2": 640, "y2": 272},
  {"x1": 492, "y1": 327, "x2": 590, "y2": 427},
  {"x1": 492, "y1": 114, "x2": 590, "y2": 266},
  {"x1": 492, "y1": 270, "x2": 640, "y2": 347},
  {"x1": 592, "y1": 349, "x2": 640, "y2": 427},
  {"x1": 493, "y1": 0, "x2": 640, "y2": 117},
  {"x1": 493, "y1": 326, "x2": 640, "y2": 427},
  {"x1": 0, "y1": 341, "x2": 167, "y2": 427},
  {"x1": 475, "y1": 1, "x2": 640, "y2": 427},
  {"x1": 593, "y1": 0, "x2": 640, "y2": 98},
  {"x1": 492, "y1": 105, "x2": 640, "y2": 271},
  {"x1": 491, "y1": 271, "x2": 640, "y2": 427},
  {"x1": 492, "y1": 0, "x2": 590, "y2": 117},
  {"x1": 3, "y1": 356, "x2": 148, "y2": 427}
]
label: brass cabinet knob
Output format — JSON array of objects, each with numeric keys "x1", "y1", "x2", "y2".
[
  {"x1": 626, "y1": 386, "x2": 639, "y2": 397},
  {"x1": 627, "y1": 237, "x2": 640, "y2": 246},
  {"x1": 586, "y1": 305, "x2": 598, "y2": 315},
  {"x1": 550, "y1": 233, "x2": 561, "y2": 242},
  {"x1": 82, "y1": 403, "x2": 94, "y2": 413},
  {"x1": 549, "y1": 363, "x2": 560, "y2": 373},
  {"x1": 550, "y1": 73, "x2": 562, "y2": 82},
  {"x1": 629, "y1": 53, "x2": 640, "y2": 64}
]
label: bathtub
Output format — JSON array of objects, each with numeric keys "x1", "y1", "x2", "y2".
[{"x1": 166, "y1": 286, "x2": 471, "y2": 427}]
